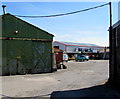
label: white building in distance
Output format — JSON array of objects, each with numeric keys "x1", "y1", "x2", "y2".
[{"x1": 53, "y1": 41, "x2": 105, "y2": 53}]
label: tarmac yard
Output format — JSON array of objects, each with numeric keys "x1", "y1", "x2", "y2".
[{"x1": 1, "y1": 60, "x2": 120, "y2": 98}]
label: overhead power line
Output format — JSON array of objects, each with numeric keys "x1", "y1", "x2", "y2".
[{"x1": 15, "y1": 2, "x2": 109, "y2": 18}]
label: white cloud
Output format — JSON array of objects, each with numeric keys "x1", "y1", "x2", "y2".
[
  {"x1": 75, "y1": 30, "x2": 101, "y2": 35},
  {"x1": 53, "y1": 30, "x2": 109, "y2": 46},
  {"x1": 54, "y1": 34, "x2": 72, "y2": 41},
  {"x1": 74, "y1": 37, "x2": 109, "y2": 46}
]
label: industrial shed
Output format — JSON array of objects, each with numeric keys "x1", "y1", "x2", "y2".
[
  {"x1": 1, "y1": 13, "x2": 54, "y2": 75},
  {"x1": 109, "y1": 20, "x2": 120, "y2": 87}
]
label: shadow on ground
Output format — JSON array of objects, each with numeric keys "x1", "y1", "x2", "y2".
[
  {"x1": 51, "y1": 84, "x2": 120, "y2": 99},
  {"x1": 1, "y1": 84, "x2": 120, "y2": 99}
]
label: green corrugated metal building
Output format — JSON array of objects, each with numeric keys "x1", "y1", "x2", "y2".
[{"x1": 1, "y1": 13, "x2": 54, "y2": 75}]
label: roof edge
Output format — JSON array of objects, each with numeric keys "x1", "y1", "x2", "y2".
[
  {"x1": 112, "y1": 20, "x2": 120, "y2": 29},
  {"x1": 3, "y1": 13, "x2": 54, "y2": 37},
  {"x1": 54, "y1": 41, "x2": 104, "y2": 48}
]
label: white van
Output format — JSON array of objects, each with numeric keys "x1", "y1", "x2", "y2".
[{"x1": 63, "y1": 54, "x2": 68, "y2": 62}]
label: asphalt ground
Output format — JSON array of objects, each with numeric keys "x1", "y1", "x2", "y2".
[{"x1": 1, "y1": 60, "x2": 120, "y2": 99}]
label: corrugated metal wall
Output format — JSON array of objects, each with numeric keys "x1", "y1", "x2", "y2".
[
  {"x1": 1, "y1": 14, "x2": 53, "y2": 75},
  {"x1": 115, "y1": 25, "x2": 120, "y2": 84},
  {"x1": 109, "y1": 21, "x2": 120, "y2": 87},
  {"x1": 53, "y1": 42, "x2": 66, "y2": 52}
]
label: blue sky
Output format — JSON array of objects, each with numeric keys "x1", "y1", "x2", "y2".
[{"x1": 1, "y1": 2, "x2": 119, "y2": 46}]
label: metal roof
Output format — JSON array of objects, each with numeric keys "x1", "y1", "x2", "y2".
[
  {"x1": 54, "y1": 41, "x2": 104, "y2": 48},
  {"x1": 60, "y1": 41, "x2": 98, "y2": 46},
  {"x1": 2, "y1": 13, "x2": 54, "y2": 37},
  {"x1": 112, "y1": 20, "x2": 120, "y2": 29}
]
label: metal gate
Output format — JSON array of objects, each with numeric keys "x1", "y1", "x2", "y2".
[{"x1": 32, "y1": 41, "x2": 52, "y2": 73}]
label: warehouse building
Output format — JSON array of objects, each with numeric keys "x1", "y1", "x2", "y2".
[
  {"x1": 54, "y1": 41, "x2": 104, "y2": 53},
  {"x1": 1, "y1": 13, "x2": 54, "y2": 75},
  {"x1": 53, "y1": 41, "x2": 105, "y2": 59}
]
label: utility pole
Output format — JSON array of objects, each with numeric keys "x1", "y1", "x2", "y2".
[
  {"x1": 109, "y1": 2, "x2": 112, "y2": 29},
  {"x1": 109, "y1": 1, "x2": 112, "y2": 82},
  {"x1": 108, "y1": 2, "x2": 116, "y2": 85},
  {"x1": 2, "y1": 5, "x2": 6, "y2": 15}
]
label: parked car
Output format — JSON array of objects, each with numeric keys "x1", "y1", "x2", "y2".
[
  {"x1": 75, "y1": 55, "x2": 89, "y2": 62},
  {"x1": 85, "y1": 55, "x2": 89, "y2": 60},
  {"x1": 68, "y1": 55, "x2": 75, "y2": 60}
]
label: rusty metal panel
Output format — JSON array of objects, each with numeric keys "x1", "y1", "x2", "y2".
[{"x1": 54, "y1": 51, "x2": 63, "y2": 64}]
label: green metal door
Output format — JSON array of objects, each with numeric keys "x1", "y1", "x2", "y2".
[
  {"x1": 7, "y1": 40, "x2": 32, "y2": 75},
  {"x1": 32, "y1": 41, "x2": 52, "y2": 73}
]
